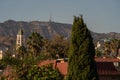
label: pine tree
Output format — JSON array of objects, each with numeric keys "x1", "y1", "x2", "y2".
[{"x1": 67, "y1": 15, "x2": 99, "y2": 80}]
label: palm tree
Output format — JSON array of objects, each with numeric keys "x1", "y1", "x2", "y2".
[{"x1": 26, "y1": 32, "x2": 44, "y2": 57}]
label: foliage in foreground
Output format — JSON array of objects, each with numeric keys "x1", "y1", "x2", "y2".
[
  {"x1": 27, "y1": 64, "x2": 63, "y2": 80},
  {"x1": 0, "y1": 55, "x2": 63, "y2": 80},
  {"x1": 67, "y1": 16, "x2": 99, "y2": 80}
]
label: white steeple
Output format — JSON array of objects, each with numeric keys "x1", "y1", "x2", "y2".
[
  {"x1": 16, "y1": 28, "x2": 24, "y2": 50},
  {"x1": 0, "y1": 50, "x2": 3, "y2": 60}
]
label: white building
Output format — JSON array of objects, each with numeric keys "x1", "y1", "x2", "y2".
[
  {"x1": 0, "y1": 50, "x2": 3, "y2": 60},
  {"x1": 95, "y1": 41, "x2": 101, "y2": 50},
  {"x1": 16, "y1": 28, "x2": 25, "y2": 50}
]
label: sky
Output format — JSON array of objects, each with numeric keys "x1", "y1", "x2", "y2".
[{"x1": 0, "y1": 0, "x2": 120, "y2": 33}]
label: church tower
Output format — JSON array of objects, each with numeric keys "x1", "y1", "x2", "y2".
[{"x1": 16, "y1": 28, "x2": 24, "y2": 50}]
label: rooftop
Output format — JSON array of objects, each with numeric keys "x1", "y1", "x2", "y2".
[{"x1": 38, "y1": 58, "x2": 120, "y2": 76}]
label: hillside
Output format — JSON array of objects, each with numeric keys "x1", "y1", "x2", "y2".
[{"x1": 0, "y1": 20, "x2": 120, "y2": 49}]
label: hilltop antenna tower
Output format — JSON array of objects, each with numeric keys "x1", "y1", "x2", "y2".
[{"x1": 49, "y1": 13, "x2": 52, "y2": 23}]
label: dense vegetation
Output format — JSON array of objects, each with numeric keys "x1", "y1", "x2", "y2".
[
  {"x1": 96, "y1": 39, "x2": 120, "y2": 58},
  {"x1": 0, "y1": 32, "x2": 64, "y2": 80},
  {"x1": 67, "y1": 16, "x2": 98, "y2": 80}
]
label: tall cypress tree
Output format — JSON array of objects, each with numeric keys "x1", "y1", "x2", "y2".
[{"x1": 67, "y1": 16, "x2": 99, "y2": 80}]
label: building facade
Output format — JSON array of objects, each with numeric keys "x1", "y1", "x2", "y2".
[
  {"x1": 0, "y1": 50, "x2": 3, "y2": 60},
  {"x1": 16, "y1": 28, "x2": 24, "y2": 50}
]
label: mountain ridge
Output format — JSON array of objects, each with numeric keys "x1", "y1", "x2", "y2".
[{"x1": 0, "y1": 20, "x2": 120, "y2": 49}]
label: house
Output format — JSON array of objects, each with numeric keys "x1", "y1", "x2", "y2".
[
  {"x1": 38, "y1": 58, "x2": 120, "y2": 80},
  {"x1": 95, "y1": 58, "x2": 120, "y2": 80},
  {"x1": 0, "y1": 50, "x2": 3, "y2": 60}
]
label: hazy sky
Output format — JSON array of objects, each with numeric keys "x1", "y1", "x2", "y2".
[{"x1": 0, "y1": 0, "x2": 120, "y2": 33}]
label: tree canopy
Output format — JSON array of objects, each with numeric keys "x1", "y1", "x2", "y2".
[
  {"x1": 26, "y1": 32, "x2": 44, "y2": 57},
  {"x1": 67, "y1": 16, "x2": 99, "y2": 80}
]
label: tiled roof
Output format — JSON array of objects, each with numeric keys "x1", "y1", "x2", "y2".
[
  {"x1": 2, "y1": 65, "x2": 12, "y2": 76},
  {"x1": 97, "y1": 62, "x2": 120, "y2": 75},
  {"x1": 56, "y1": 62, "x2": 68, "y2": 76},
  {"x1": 38, "y1": 59, "x2": 68, "y2": 75},
  {"x1": 95, "y1": 58, "x2": 120, "y2": 62},
  {"x1": 38, "y1": 60, "x2": 56, "y2": 67},
  {"x1": 38, "y1": 58, "x2": 120, "y2": 76}
]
